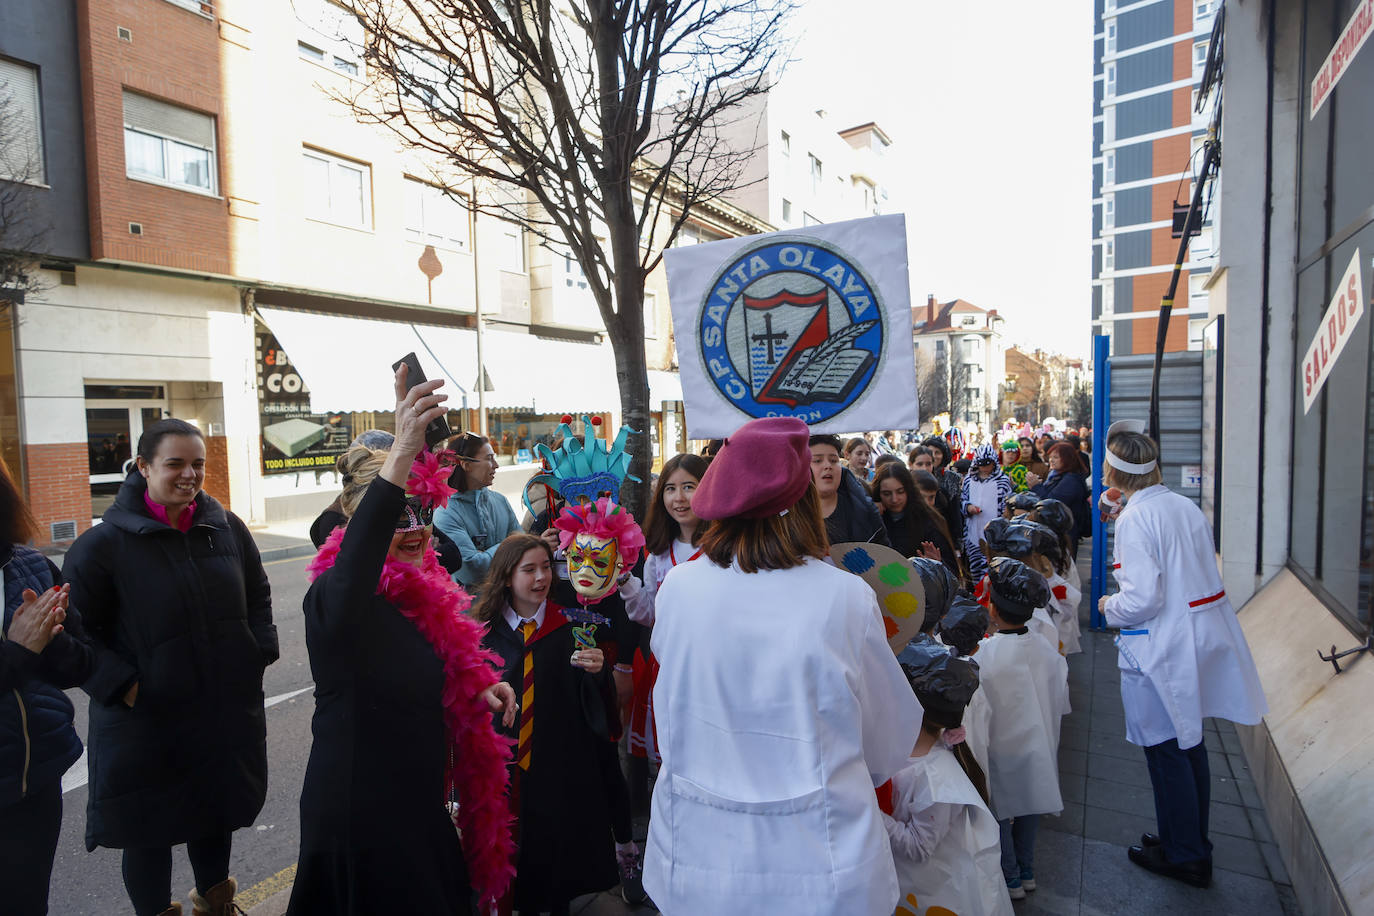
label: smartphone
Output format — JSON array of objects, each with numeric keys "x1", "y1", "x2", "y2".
[{"x1": 391, "y1": 352, "x2": 452, "y2": 448}]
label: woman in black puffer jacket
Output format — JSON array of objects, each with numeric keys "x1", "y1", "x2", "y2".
[
  {"x1": 0, "y1": 458, "x2": 93, "y2": 916},
  {"x1": 64, "y1": 419, "x2": 278, "y2": 916}
]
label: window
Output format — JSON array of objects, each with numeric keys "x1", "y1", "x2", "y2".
[
  {"x1": 862, "y1": 185, "x2": 873, "y2": 213},
  {"x1": 780, "y1": 131, "x2": 790, "y2": 159},
  {"x1": 1104, "y1": 0, "x2": 1116, "y2": 11},
  {"x1": 1105, "y1": 62, "x2": 1116, "y2": 97},
  {"x1": 295, "y1": 0, "x2": 363, "y2": 76},
  {"x1": 803, "y1": 211, "x2": 821, "y2": 226},
  {"x1": 123, "y1": 91, "x2": 216, "y2": 193},
  {"x1": 1102, "y1": 281, "x2": 1115, "y2": 316},
  {"x1": 1188, "y1": 272, "x2": 1209, "y2": 308},
  {"x1": 497, "y1": 220, "x2": 525, "y2": 272},
  {"x1": 163, "y1": 0, "x2": 213, "y2": 14},
  {"x1": 1103, "y1": 105, "x2": 1115, "y2": 144},
  {"x1": 644, "y1": 290, "x2": 658, "y2": 338},
  {"x1": 1103, "y1": 238, "x2": 1114, "y2": 270},
  {"x1": 935, "y1": 339, "x2": 946, "y2": 355},
  {"x1": 1187, "y1": 317, "x2": 1207, "y2": 351},
  {"x1": 1104, "y1": 150, "x2": 1115, "y2": 186},
  {"x1": 0, "y1": 58, "x2": 44, "y2": 184},
  {"x1": 303, "y1": 148, "x2": 370, "y2": 228},
  {"x1": 781, "y1": 198, "x2": 793, "y2": 224},
  {"x1": 809, "y1": 154, "x2": 822, "y2": 193},
  {"x1": 403, "y1": 178, "x2": 469, "y2": 250},
  {"x1": 1105, "y1": 22, "x2": 1117, "y2": 55},
  {"x1": 1103, "y1": 194, "x2": 1115, "y2": 229},
  {"x1": 563, "y1": 252, "x2": 587, "y2": 289},
  {"x1": 1193, "y1": 40, "x2": 1209, "y2": 74},
  {"x1": 1194, "y1": 0, "x2": 1216, "y2": 27},
  {"x1": 961, "y1": 315, "x2": 978, "y2": 328}
]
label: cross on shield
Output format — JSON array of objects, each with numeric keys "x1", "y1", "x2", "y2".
[{"x1": 743, "y1": 288, "x2": 831, "y2": 404}]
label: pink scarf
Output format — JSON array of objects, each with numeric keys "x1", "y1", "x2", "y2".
[{"x1": 308, "y1": 528, "x2": 515, "y2": 904}]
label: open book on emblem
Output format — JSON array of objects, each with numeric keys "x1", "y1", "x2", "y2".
[{"x1": 757, "y1": 320, "x2": 877, "y2": 406}]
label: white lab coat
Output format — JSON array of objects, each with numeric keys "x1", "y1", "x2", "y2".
[
  {"x1": 975, "y1": 631, "x2": 1070, "y2": 820},
  {"x1": 1048, "y1": 572, "x2": 1083, "y2": 655},
  {"x1": 1103, "y1": 485, "x2": 1268, "y2": 750},
  {"x1": 883, "y1": 745, "x2": 1013, "y2": 916},
  {"x1": 645, "y1": 557, "x2": 924, "y2": 916}
]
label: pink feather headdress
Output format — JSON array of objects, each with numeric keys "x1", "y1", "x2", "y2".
[
  {"x1": 552, "y1": 496, "x2": 645, "y2": 570},
  {"x1": 407, "y1": 447, "x2": 456, "y2": 509}
]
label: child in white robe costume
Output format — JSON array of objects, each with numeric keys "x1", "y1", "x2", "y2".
[
  {"x1": 937, "y1": 595, "x2": 994, "y2": 787},
  {"x1": 884, "y1": 641, "x2": 1012, "y2": 916},
  {"x1": 976, "y1": 557, "x2": 1070, "y2": 899}
]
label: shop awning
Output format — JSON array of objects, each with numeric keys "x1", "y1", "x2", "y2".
[
  {"x1": 473, "y1": 329, "x2": 621, "y2": 414},
  {"x1": 256, "y1": 307, "x2": 475, "y2": 413},
  {"x1": 256, "y1": 307, "x2": 622, "y2": 415},
  {"x1": 647, "y1": 370, "x2": 683, "y2": 406}
]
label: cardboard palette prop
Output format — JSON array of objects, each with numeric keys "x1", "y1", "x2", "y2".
[{"x1": 830, "y1": 542, "x2": 926, "y2": 655}]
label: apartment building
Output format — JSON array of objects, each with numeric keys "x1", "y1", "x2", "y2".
[
  {"x1": 912, "y1": 294, "x2": 1006, "y2": 433},
  {"x1": 0, "y1": 0, "x2": 783, "y2": 541},
  {"x1": 1093, "y1": 0, "x2": 1219, "y2": 356},
  {"x1": 712, "y1": 77, "x2": 895, "y2": 230}
]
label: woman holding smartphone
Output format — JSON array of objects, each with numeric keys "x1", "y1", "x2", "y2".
[{"x1": 433, "y1": 432, "x2": 521, "y2": 594}]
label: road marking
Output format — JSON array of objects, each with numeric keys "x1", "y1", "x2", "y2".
[
  {"x1": 62, "y1": 685, "x2": 316, "y2": 795},
  {"x1": 266, "y1": 685, "x2": 314, "y2": 708},
  {"x1": 264, "y1": 555, "x2": 310, "y2": 566},
  {"x1": 238, "y1": 863, "x2": 297, "y2": 910}
]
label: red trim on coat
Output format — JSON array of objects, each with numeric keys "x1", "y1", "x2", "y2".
[{"x1": 1188, "y1": 589, "x2": 1226, "y2": 608}]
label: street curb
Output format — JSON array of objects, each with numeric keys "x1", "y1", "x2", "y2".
[{"x1": 258, "y1": 543, "x2": 318, "y2": 563}]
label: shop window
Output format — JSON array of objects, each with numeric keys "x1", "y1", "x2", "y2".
[
  {"x1": 404, "y1": 178, "x2": 470, "y2": 250},
  {"x1": 0, "y1": 58, "x2": 44, "y2": 184},
  {"x1": 123, "y1": 91, "x2": 216, "y2": 194},
  {"x1": 303, "y1": 147, "x2": 371, "y2": 229}
]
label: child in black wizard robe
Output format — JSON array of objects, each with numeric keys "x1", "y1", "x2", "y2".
[{"x1": 473, "y1": 534, "x2": 619, "y2": 916}]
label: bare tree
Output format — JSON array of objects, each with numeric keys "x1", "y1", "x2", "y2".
[
  {"x1": 0, "y1": 79, "x2": 51, "y2": 312},
  {"x1": 914, "y1": 347, "x2": 944, "y2": 427},
  {"x1": 335, "y1": 0, "x2": 796, "y2": 514}
]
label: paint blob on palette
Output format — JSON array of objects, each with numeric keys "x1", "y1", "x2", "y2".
[{"x1": 830, "y1": 542, "x2": 926, "y2": 655}]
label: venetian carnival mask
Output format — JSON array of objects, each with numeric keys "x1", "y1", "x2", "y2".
[
  {"x1": 565, "y1": 532, "x2": 623, "y2": 601},
  {"x1": 552, "y1": 496, "x2": 645, "y2": 607}
]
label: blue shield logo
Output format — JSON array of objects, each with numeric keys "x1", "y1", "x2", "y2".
[{"x1": 697, "y1": 239, "x2": 884, "y2": 424}]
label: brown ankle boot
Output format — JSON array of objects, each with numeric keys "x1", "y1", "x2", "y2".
[
  {"x1": 155, "y1": 905, "x2": 183, "y2": 916},
  {"x1": 189, "y1": 876, "x2": 241, "y2": 916}
]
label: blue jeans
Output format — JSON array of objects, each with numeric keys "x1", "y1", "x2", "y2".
[
  {"x1": 998, "y1": 815, "x2": 1038, "y2": 882},
  {"x1": 1142, "y1": 736, "x2": 1213, "y2": 864}
]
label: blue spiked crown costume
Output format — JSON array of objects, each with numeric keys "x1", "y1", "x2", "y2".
[{"x1": 523, "y1": 414, "x2": 641, "y2": 513}]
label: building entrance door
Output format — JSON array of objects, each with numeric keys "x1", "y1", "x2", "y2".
[{"x1": 85, "y1": 385, "x2": 168, "y2": 520}]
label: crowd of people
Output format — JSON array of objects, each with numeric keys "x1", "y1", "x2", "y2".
[{"x1": 0, "y1": 371, "x2": 1269, "y2": 916}]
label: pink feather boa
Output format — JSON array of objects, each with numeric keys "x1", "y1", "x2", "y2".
[{"x1": 307, "y1": 527, "x2": 515, "y2": 905}]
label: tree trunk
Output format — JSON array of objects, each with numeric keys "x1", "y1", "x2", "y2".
[{"x1": 602, "y1": 180, "x2": 652, "y2": 521}]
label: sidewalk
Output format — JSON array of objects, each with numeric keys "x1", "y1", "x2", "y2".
[
  {"x1": 249, "y1": 521, "x2": 318, "y2": 564},
  {"x1": 249, "y1": 567, "x2": 1304, "y2": 916}
]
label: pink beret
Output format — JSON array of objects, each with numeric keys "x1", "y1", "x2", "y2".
[{"x1": 692, "y1": 417, "x2": 812, "y2": 520}]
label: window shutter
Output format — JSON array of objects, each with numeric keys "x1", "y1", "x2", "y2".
[
  {"x1": 0, "y1": 58, "x2": 45, "y2": 182},
  {"x1": 122, "y1": 91, "x2": 215, "y2": 149}
]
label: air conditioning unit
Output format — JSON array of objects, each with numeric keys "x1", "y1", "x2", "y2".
[{"x1": 50, "y1": 520, "x2": 77, "y2": 543}]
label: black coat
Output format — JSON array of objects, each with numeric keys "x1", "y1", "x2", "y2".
[
  {"x1": 64, "y1": 472, "x2": 277, "y2": 850},
  {"x1": 0, "y1": 545, "x2": 94, "y2": 806},
  {"x1": 310, "y1": 497, "x2": 464, "y2": 575},
  {"x1": 824, "y1": 468, "x2": 890, "y2": 547},
  {"x1": 483, "y1": 607, "x2": 619, "y2": 911},
  {"x1": 882, "y1": 509, "x2": 960, "y2": 574},
  {"x1": 288, "y1": 479, "x2": 473, "y2": 915},
  {"x1": 1031, "y1": 470, "x2": 1091, "y2": 547}
]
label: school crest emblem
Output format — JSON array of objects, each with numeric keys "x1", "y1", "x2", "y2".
[{"x1": 697, "y1": 238, "x2": 884, "y2": 424}]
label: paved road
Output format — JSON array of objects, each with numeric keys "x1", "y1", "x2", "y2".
[{"x1": 49, "y1": 555, "x2": 317, "y2": 915}]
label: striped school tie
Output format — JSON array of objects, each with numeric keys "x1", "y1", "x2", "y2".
[{"x1": 518, "y1": 619, "x2": 535, "y2": 770}]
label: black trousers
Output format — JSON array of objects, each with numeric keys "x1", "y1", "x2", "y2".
[
  {"x1": 0, "y1": 781, "x2": 63, "y2": 916},
  {"x1": 1143, "y1": 736, "x2": 1213, "y2": 864},
  {"x1": 122, "y1": 831, "x2": 233, "y2": 916}
]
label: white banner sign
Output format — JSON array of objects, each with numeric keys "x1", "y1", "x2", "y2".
[
  {"x1": 665, "y1": 214, "x2": 917, "y2": 439},
  {"x1": 1300, "y1": 249, "x2": 1365, "y2": 413},
  {"x1": 1310, "y1": 0, "x2": 1373, "y2": 119}
]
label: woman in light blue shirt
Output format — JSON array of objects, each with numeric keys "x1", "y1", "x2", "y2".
[{"x1": 433, "y1": 433, "x2": 520, "y2": 592}]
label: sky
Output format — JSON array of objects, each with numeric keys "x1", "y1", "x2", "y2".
[{"x1": 783, "y1": 0, "x2": 1095, "y2": 358}]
